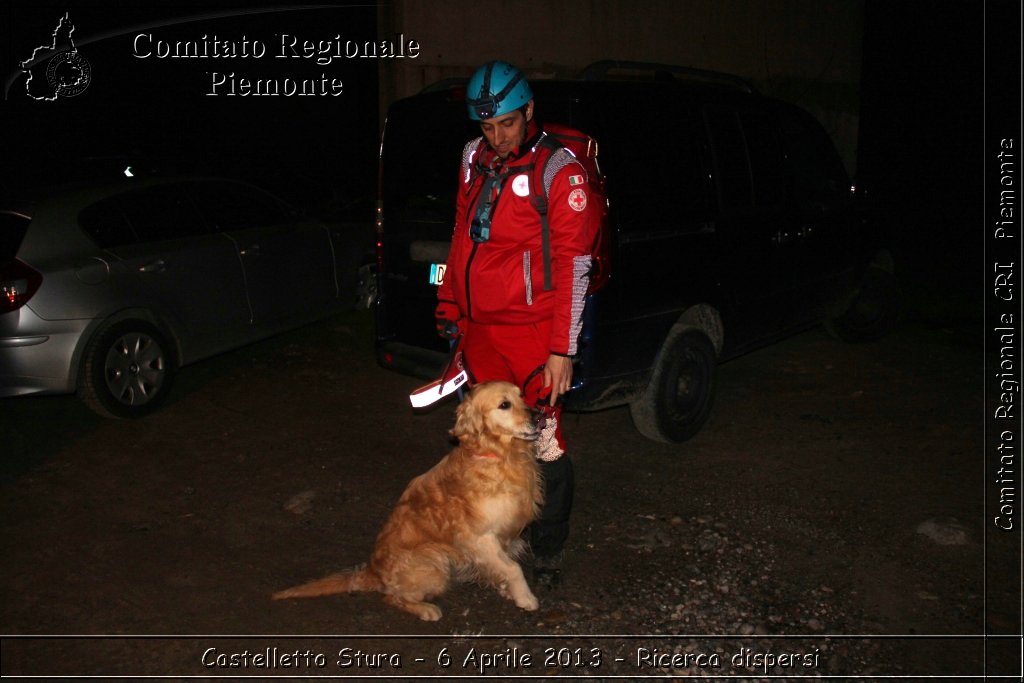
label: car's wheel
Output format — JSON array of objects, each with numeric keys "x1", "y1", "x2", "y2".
[
  {"x1": 78, "y1": 320, "x2": 176, "y2": 418},
  {"x1": 354, "y1": 262, "x2": 378, "y2": 310},
  {"x1": 824, "y1": 267, "x2": 900, "y2": 343},
  {"x1": 630, "y1": 327, "x2": 717, "y2": 444}
]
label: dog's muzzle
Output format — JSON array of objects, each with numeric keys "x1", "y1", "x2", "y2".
[{"x1": 517, "y1": 421, "x2": 541, "y2": 441}]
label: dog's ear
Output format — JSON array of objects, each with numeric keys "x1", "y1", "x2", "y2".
[{"x1": 451, "y1": 391, "x2": 482, "y2": 446}]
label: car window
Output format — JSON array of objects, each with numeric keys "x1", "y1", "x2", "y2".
[
  {"x1": 79, "y1": 198, "x2": 137, "y2": 248},
  {"x1": 187, "y1": 181, "x2": 291, "y2": 231},
  {"x1": 739, "y1": 108, "x2": 786, "y2": 207},
  {"x1": 0, "y1": 212, "x2": 31, "y2": 261},
  {"x1": 705, "y1": 106, "x2": 753, "y2": 209},
  {"x1": 382, "y1": 96, "x2": 477, "y2": 225},
  {"x1": 598, "y1": 85, "x2": 711, "y2": 230},
  {"x1": 705, "y1": 105, "x2": 789, "y2": 210},
  {"x1": 117, "y1": 184, "x2": 210, "y2": 243},
  {"x1": 776, "y1": 103, "x2": 850, "y2": 213}
]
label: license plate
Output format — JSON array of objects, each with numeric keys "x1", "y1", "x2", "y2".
[{"x1": 428, "y1": 263, "x2": 447, "y2": 286}]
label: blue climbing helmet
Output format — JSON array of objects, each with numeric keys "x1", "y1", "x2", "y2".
[{"x1": 466, "y1": 60, "x2": 533, "y2": 120}]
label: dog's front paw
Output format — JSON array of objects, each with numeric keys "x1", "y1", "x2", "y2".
[
  {"x1": 515, "y1": 591, "x2": 539, "y2": 611},
  {"x1": 416, "y1": 603, "x2": 443, "y2": 621}
]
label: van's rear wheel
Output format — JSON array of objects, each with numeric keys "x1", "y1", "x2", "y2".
[
  {"x1": 825, "y1": 267, "x2": 900, "y2": 343},
  {"x1": 630, "y1": 327, "x2": 716, "y2": 443}
]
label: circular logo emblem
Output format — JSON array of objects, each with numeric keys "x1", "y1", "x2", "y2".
[
  {"x1": 512, "y1": 174, "x2": 530, "y2": 197},
  {"x1": 568, "y1": 188, "x2": 587, "y2": 212},
  {"x1": 46, "y1": 50, "x2": 92, "y2": 97}
]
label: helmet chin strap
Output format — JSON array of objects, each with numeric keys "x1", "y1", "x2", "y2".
[{"x1": 479, "y1": 60, "x2": 492, "y2": 99}]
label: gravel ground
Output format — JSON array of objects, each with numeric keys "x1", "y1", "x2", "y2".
[{"x1": 0, "y1": 307, "x2": 1016, "y2": 679}]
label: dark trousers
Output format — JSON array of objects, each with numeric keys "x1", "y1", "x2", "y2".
[{"x1": 530, "y1": 455, "x2": 574, "y2": 558}]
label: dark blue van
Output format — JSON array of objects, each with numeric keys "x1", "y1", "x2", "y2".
[{"x1": 373, "y1": 62, "x2": 897, "y2": 442}]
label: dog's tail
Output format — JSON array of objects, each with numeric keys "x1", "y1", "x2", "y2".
[{"x1": 272, "y1": 565, "x2": 382, "y2": 600}]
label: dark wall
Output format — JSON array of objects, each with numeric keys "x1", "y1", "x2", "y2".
[{"x1": 857, "y1": 3, "x2": 985, "y2": 303}]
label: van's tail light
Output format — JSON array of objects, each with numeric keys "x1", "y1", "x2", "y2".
[
  {"x1": 375, "y1": 199, "x2": 385, "y2": 274},
  {"x1": 587, "y1": 253, "x2": 610, "y2": 294},
  {"x1": 0, "y1": 259, "x2": 43, "y2": 313}
]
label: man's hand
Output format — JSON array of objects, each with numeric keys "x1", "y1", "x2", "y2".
[
  {"x1": 435, "y1": 302, "x2": 462, "y2": 340},
  {"x1": 543, "y1": 354, "x2": 573, "y2": 406}
]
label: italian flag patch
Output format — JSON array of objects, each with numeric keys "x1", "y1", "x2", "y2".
[{"x1": 568, "y1": 174, "x2": 584, "y2": 186}]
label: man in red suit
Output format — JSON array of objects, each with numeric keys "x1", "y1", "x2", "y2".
[{"x1": 435, "y1": 60, "x2": 600, "y2": 588}]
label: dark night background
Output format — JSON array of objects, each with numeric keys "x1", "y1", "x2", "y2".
[
  {"x1": 0, "y1": 2, "x2": 1019, "y2": 327},
  {"x1": 1, "y1": 2, "x2": 381, "y2": 219}
]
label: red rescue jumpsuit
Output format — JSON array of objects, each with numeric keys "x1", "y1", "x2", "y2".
[{"x1": 436, "y1": 118, "x2": 599, "y2": 558}]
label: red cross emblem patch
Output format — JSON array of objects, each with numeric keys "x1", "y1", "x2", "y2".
[{"x1": 568, "y1": 188, "x2": 587, "y2": 212}]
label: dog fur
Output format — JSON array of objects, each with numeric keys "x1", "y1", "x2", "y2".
[{"x1": 272, "y1": 381, "x2": 543, "y2": 621}]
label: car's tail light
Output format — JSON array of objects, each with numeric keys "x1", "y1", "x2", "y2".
[
  {"x1": 0, "y1": 259, "x2": 43, "y2": 313},
  {"x1": 587, "y1": 185, "x2": 611, "y2": 295}
]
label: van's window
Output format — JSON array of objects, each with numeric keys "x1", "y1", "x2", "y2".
[
  {"x1": 705, "y1": 107, "x2": 753, "y2": 209},
  {"x1": 382, "y1": 97, "x2": 478, "y2": 228},
  {"x1": 739, "y1": 108, "x2": 786, "y2": 207},
  {"x1": 188, "y1": 181, "x2": 289, "y2": 230},
  {"x1": 79, "y1": 198, "x2": 136, "y2": 248},
  {"x1": 0, "y1": 212, "x2": 32, "y2": 260},
  {"x1": 599, "y1": 86, "x2": 711, "y2": 230},
  {"x1": 777, "y1": 104, "x2": 849, "y2": 213},
  {"x1": 117, "y1": 184, "x2": 209, "y2": 243}
]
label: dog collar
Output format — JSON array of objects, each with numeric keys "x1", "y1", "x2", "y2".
[{"x1": 474, "y1": 452, "x2": 500, "y2": 459}]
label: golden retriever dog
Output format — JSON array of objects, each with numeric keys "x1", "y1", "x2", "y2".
[{"x1": 272, "y1": 381, "x2": 542, "y2": 621}]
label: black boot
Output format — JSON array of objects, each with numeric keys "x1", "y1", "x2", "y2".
[{"x1": 530, "y1": 455, "x2": 574, "y2": 590}]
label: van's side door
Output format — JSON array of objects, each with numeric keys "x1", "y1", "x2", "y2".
[
  {"x1": 704, "y1": 103, "x2": 798, "y2": 343},
  {"x1": 776, "y1": 103, "x2": 855, "y2": 316},
  {"x1": 583, "y1": 85, "x2": 719, "y2": 372}
]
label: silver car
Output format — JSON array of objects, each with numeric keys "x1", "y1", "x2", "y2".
[{"x1": 1, "y1": 176, "x2": 353, "y2": 417}]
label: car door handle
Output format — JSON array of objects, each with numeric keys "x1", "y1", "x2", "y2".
[
  {"x1": 138, "y1": 259, "x2": 166, "y2": 273},
  {"x1": 239, "y1": 244, "x2": 261, "y2": 257},
  {"x1": 772, "y1": 230, "x2": 795, "y2": 246}
]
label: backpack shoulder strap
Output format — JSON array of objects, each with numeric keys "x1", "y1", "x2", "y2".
[
  {"x1": 541, "y1": 146, "x2": 584, "y2": 196},
  {"x1": 531, "y1": 134, "x2": 583, "y2": 291}
]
